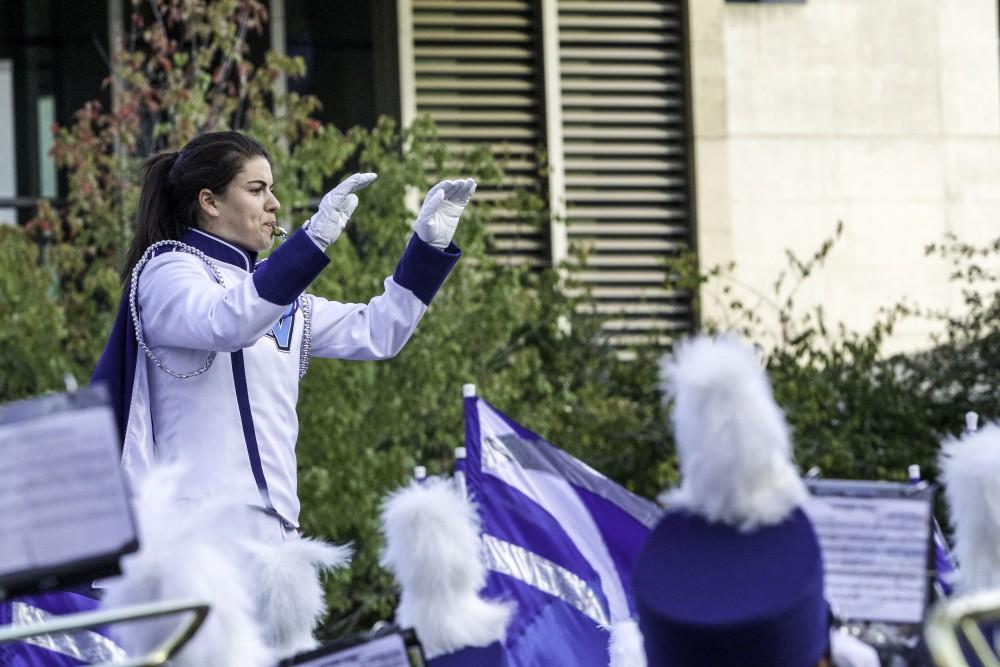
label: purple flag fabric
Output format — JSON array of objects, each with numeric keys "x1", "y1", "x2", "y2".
[
  {"x1": 463, "y1": 395, "x2": 661, "y2": 667},
  {"x1": 0, "y1": 590, "x2": 124, "y2": 665},
  {"x1": 934, "y1": 519, "x2": 958, "y2": 597}
]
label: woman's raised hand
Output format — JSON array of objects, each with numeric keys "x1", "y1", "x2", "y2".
[
  {"x1": 414, "y1": 178, "x2": 477, "y2": 250},
  {"x1": 305, "y1": 172, "x2": 378, "y2": 250}
]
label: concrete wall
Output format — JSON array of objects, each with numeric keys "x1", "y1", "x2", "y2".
[{"x1": 688, "y1": 0, "x2": 1000, "y2": 351}]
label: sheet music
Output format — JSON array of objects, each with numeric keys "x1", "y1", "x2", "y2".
[
  {"x1": 804, "y1": 493, "x2": 931, "y2": 624},
  {"x1": 0, "y1": 403, "x2": 135, "y2": 580},
  {"x1": 289, "y1": 633, "x2": 412, "y2": 667}
]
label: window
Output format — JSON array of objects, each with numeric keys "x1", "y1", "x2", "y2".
[
  {"x1": 283, "y1": 0, "x2": 399, "y2": 131},
  {"x1": 0, "y1": 0, "x2": 110, "y2": 222}
]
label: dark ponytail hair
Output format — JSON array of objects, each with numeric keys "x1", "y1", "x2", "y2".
[{"x1": 121, "y1": 131, "x2": 270, "y2": 282}]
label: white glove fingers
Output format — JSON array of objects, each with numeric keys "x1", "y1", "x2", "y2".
[
  {"x1": 343, "y1": 193, "x2": 359, "y2": 220},
  {"x1": 438, "y1": 178, "x2": 476, "y2": 204},
  {"x1": 413, "y1": 178, "x2": 474, "y2": 249},
  {"x1": 457, "y1": 178, "x2": 476, "y2": 202},
  {"x1": 425, "y1": 189, "x2": 446, "y2": 217},
  {"x1": 428, "y1": 188, "x2": 445, "y2": 213},
  {"x1": 319, "y1": 191, "x2": 343, "y2": 214},
  {"x1": 425, "y1": 180, "x2": 448, "y2": 201},
  {"x1": 442, "y1": 180, "x2": 464, "y2": 200},
  {"x1": 306, "y1": 175, "x2": 374, "y2": 251},
  {"x1": 332, "y1": 172, "x2": 378, "y2": 196}
]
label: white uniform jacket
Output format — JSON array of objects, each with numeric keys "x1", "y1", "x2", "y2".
[{"x1": 93, "y1": 227, "x2": 460, "y2": 528}]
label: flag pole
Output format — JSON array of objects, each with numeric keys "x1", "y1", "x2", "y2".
[
  {"x1": 911, "y1": 463, "x2": 958, "y2": 598},
  {"x1": 454, "y1": 447, "x2": 467, "y2": 499},
  {"x1": 457, "y1": 384, "x2": 476, "y2": 500},
  {"x1": 965, "y1": 411, "x2": 979, "y2": 435}
]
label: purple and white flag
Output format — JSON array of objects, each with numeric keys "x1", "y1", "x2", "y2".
[
  {"x1": 0, "y1": 590, "x2": 124, "y2": 666},
  {"x1": 462, "y1": 394, "x2": 660, "y2": 667}
]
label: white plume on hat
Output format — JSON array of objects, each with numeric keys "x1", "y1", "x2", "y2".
[
  {"x1": 380, "y1": 477, "x2": 513, "y2": 659},
  {"x1": 940, "y1": 423, "x2": 1000, "y2": 594},
  {"x1": 246, "y1": 536, "x2": 351, "y2": 658},
  {"x1": 660, "y1": 334, "x2": 807, "y2": 531},
  {"x1": 100, "y1": 464, "x2": 272, "y2": 667}
]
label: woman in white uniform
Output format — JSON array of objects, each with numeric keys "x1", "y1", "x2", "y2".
[
  {"x1": 92, "y1": 130, "x2": 475, "y2": 541},
  {"x1": 0, "y1": 133, "x2": 474, "y2": 665}
]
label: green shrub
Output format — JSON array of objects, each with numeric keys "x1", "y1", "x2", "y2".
[{"x1": 669, "y1": 223, "x2": 1000, "y2": 487}]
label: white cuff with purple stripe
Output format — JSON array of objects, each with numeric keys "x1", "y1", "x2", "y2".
[
  {"x1": 252, "y1": 228, "x2": 331, "y2": 305},
  {"x1": 393, "y1": 234, "x2": 461, "y2": 306}
]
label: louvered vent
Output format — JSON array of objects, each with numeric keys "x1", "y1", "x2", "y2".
[
  {"x1": 403, "y1": 0, "x2": 694, "y2": 345},
  {"x1": 411, "y1": 0, "x2": 547, "y2": 264},
  {"x1": 557, "y1": 0, "x2": 693, "y2": 346}
]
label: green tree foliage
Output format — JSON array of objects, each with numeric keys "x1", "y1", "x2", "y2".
[
  {"x1": 915, "y1": 234, "x2": 1000, "y2": 435},
  {"x1": 668, "y1": 223, "x2": 1000, "y2": 488},
  {"x1": 0, "y1": 224, "x2": 68, "y2": 398},
  {"x1": 1, "y1": 0, "x2": 671, "y2": 635}
]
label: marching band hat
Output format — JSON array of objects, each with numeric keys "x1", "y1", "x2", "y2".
[
  {"x1": 634, "y1": 335, "x2": 829, "y2": 666},
  {"x1": 632, "y1": 506, "x2": 828, "y2": 666}
]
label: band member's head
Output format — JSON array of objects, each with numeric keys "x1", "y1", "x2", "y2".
[
  {"x1": 633, "y1": 335, "x2": 828, "y2": 666},
  {"x1": 122, "y1": 131, "x2": 272, "y2": 281},
  {"x1": 940, "y1": 422, "x2": 1000, "y2": 595}
]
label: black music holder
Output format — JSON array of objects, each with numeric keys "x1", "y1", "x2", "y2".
[{"x1": 0, "y1": 383, "x2": 139, "y2": 601}]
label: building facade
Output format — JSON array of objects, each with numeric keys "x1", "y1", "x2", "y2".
[{"x1": 691, "y1": 0, "x2": 1000, "y2": 351}]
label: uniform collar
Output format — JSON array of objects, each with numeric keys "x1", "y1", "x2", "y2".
[{"x1": 182, "y1": 228, "x2": 258, "y2": 271}]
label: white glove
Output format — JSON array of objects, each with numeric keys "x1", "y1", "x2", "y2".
[
  {"x1": 413, "y1": 178, "x2": 476, "y2": 250},
  {"x1": 304, "y1": 172, "x2": 378, "y2": 250}
]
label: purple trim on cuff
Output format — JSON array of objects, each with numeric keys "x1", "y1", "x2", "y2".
[
  {"x1": 393, "y1": 234, "x2": 461, "y2": 305},
  {"x1": 252, "y1": 227, "x2": 330, "y2": 305}
]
